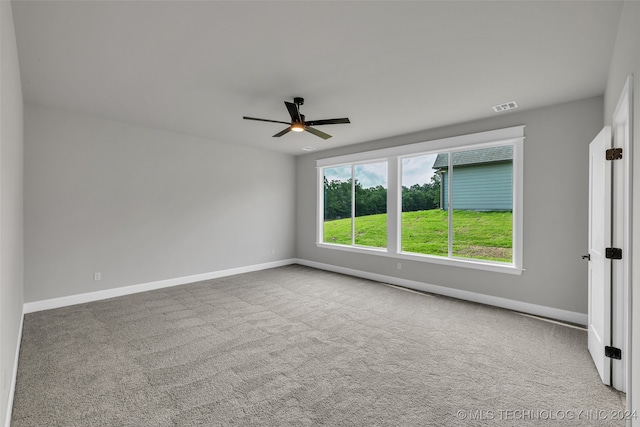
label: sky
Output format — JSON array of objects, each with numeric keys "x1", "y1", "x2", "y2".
[
  {"x1": 323, "y1": 153, "x2": 438, "y2": 188},
  {"x1": 401, "y1": 154, "x2": 438, "y2": 187}
]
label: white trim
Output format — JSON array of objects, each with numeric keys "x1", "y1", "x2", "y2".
[
  {"x1": 4, "y1": 310, "x2": 24, "y2": 427},
  {"x1": 386, "y1": 158, "x2": 400, "y2": 254},
  {"x1": 515, "y1": 312, "x2": 587, "y2": 331},
  {"x1": 315, "y1": 242, "x2": 524, "y2": 275},
  {"x1": 23, "y1": 259, "x2": 297, "y2": 313},
  {"x1": 623, "y1": 74, "x2": 634, "y2": 427},
  {"x1": 350, "y1": 166, "x2": 355, "y2": 244},
  {"x1": 512, "y1": 137, "x2": 525, "y2": 270},
  {"x1": 316, "y1": 125, "x2": 525, "y2": 167},
  {"x1": 611, "y1": 75, "x2": 633, "y2": 412},
  {"x1": 447, "y1": 152, "x2": 453, "y2": 256},
  {"x1": 296, "y1": 258, "x2": 585, "y2": 325},
  {"x1": 316, "y1": 166, "x2": 323, "y2": 246}
]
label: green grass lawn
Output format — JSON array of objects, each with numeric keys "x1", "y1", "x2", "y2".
[{"x1": 323, "y1": 209, "x2": 512, "y2": 262}]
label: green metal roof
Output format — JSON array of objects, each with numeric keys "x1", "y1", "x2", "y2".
[{"x1": 432, "y1": 145, "x2": 513, "y2": 169}]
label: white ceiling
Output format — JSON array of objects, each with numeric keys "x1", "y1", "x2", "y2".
[{"x1": 12, "y1": 1, "x2": 623, "y2": 156}]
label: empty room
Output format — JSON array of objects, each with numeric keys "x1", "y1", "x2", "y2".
[{"x1": 2, "y1": 1, "x2": 640, "y2": 425}]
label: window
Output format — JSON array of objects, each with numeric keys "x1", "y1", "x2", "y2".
[
  {"x1": 401, "y1": 152, "x2": 448, "y2": 257},
  {"x1": 401, "y1": 146, "x2": 513, "y2": 263},
  {"x1": 322, "y1": 162, "x2": 388, "y2": 248},
  {"x1": 317, "y1": 126, "x2": 524, "y2": 274},
  {"x1": 322, "y1": 166, "x2": 352, "y2": 245},
  {"x1": 449, "y1": 146, "x2": 513, "y2": 263}
]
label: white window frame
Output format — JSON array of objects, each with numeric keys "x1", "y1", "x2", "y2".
[
  {"x1": 321, "y1": 160, "x2": 389, "y2": 248},
  {"x1": 316, "y1": 126, "x2": 524, "y2": 275}
]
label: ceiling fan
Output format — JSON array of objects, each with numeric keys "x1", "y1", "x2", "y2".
[{"x1": 243, "y1": 97, "x2": 350, "y2": 140}]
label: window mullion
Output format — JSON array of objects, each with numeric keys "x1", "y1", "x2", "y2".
[
  {"x1": 317, "y1": 167, "x2": 323, "y2": 244},
  {"x1": 447, "y1": 152, "x2": 453, "y2": 258},
  {"x1": 351, "y1": 165, "x2": 355, "y2": 246},
  {"x1": 387, "y1": 156, "x2": 399, "y2": 254}
]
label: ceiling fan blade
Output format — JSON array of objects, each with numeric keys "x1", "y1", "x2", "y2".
[
  {"x1": 284, "y1": 101, "x2": 301, "y2": 122},
  {"x1": 304, "y1": 118, "x2": 351, "y2": 126},
  {"x1": 243, "y1": 116, "x2": 290, "y2": 125},
  {"x1": 273, "y1": 127, "x2": 291, "y2": 138},
  {"x1": 305, "y1": 126, "x2": 332, "y2": 140}
]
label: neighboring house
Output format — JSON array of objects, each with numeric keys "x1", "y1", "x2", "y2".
[{"x1": 432, "y1": 146, "x2": 513, "y2": 211}]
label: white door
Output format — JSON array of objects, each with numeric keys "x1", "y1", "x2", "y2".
[{"x1": 587, "y1": 126, "x2": 612, "y2": 385}]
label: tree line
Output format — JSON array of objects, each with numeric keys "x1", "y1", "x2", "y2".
[{"x1": 324, "y1": 174, "x2": 441, "y2": 221}]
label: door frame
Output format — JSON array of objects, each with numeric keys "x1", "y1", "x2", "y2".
[{"x1": 611, "y1": 75, "x2": 633, "y2": 406}]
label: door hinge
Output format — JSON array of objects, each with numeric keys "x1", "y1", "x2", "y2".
[
  {"x1": 605, "y1": 346, "x2": 622, "y2": 360},
  {"x1": 605, "y1": 247, "x2": 622, "y2": 259},
  {"x1": 606, "y1": 148, "x2": 623, "y2": 160}
]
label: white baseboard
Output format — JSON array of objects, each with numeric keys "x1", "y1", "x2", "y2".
[
  {"x1": 22, "y1": 256, "x2": 588, "y2": 325},
  {"x1": 4, "y1": 309, "x2": 24, "y2": 427},
  {"x1": 295, "y1": 258, "x2": 588, "y2": 326},
  {"x1": 23, "y1": 259, "x2": 297, "y2": 314}
]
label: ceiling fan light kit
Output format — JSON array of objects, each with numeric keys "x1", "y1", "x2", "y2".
[
  {"x1": 291, "y1": 122, "x2": 305, "y2": 132},
  {"x1": 243, "y1": 97, "x2": 350, "y2": 140}
]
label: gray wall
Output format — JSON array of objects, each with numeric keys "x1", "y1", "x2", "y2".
[
  {"x1": 24, "y1": 104, "x2": 296, "y2": 303},
  {"x1": 0, "y1": 1, "x2": 24, "y2": 423},
  {"x1": 603, "y1": 1, "x2": 640, "y2": 422},
  {"x1": 297, "y1": 96, "x2": 603, "y2": 314}
]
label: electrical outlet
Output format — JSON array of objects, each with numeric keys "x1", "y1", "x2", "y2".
[
  {"x1": 94, "y1": 272, "x2": 101, "y2": 281},
  {"x1": 397, "y1": 263, "x2": 402, "y2": 270}
]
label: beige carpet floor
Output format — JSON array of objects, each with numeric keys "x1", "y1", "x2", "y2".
[{"x1": 11, "y1": 265, "x2": 626, "y2": 426}]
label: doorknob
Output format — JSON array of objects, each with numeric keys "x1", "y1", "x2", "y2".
[{"x1": 582, "y1": 254, "x2": 591, "y2": 261}]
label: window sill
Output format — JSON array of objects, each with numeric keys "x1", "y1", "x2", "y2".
[{"x1": 316, "y1": 242, "x2": 524, "y2": 275}]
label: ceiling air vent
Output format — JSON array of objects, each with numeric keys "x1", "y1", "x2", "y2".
[{"x1": 492, "y1": 101, "x2": 518, "y2": 113}]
